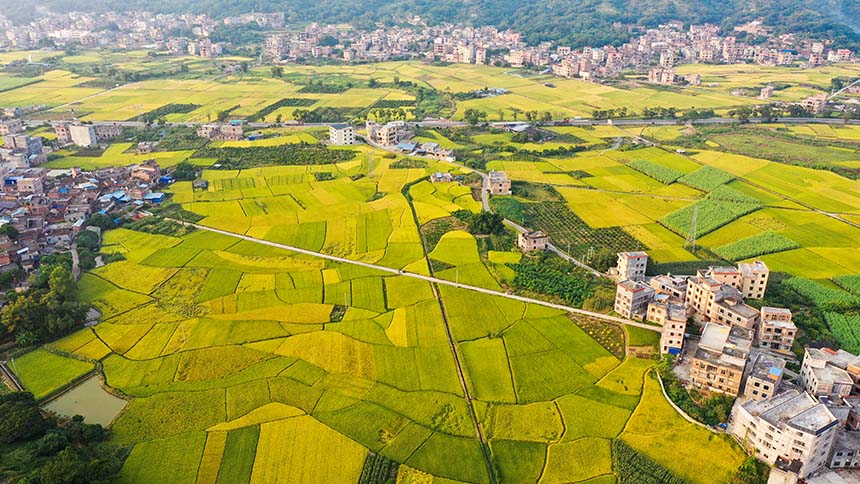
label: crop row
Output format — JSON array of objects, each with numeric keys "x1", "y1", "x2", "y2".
[
  {"x1": 782, "y1": 277, "x2": 860, "y2": 311},
  {"x1": 833, "y1": 275, "x2": 860, "y2": 296},
  {"x1": 660, "y1": 198, "x2": 760, "y2": 238},
  {"x1": 824, "y1": 313, "x2": 860, "y2": 354},
  {"x1": 713, "y1": 232, "x2": 799, "y2": 261},
  {"x1": 521, "y1": 201, "x2": 645, "y2": 255},
  {"x1": 678, "y1": 166, "x2": 734, "y2": 192},
  {"x1": 612, "y1": 439, "x2": 688, "y2": 484},
  {"x1": 627, "y1": 159, "x2": 684, "y2": 185}
]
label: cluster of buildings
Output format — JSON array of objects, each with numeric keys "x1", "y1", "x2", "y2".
[
  {"x1": 729, "y1": 347, "x2": 860, "y2": 481},
  {"x1": 0, "y1": 11, "x2": 225, "y2": 50},
  {"x1": 53, "y1": 122, "x2": 124, "y2": 147},
  {"x1": 261, "y1": 20, "x2": 855, "y2": 85},
  {"x1": 1, "y1": 118, "x2": 46, "y2": 167},
  {"x1": 611, "y1": 251, "x2": 860, "y2": 480},
  {"x1": 0, "y1": 160, "x2": 168, "y2": 274},
  {"x1": 196, "y1": 121, "x2": 244, "y2": 141},
  {"x1": 263, "y1": 20, "x2": 520, "y2": 64}
]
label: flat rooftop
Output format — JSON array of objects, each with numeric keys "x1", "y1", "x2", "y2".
[{"x1": 745, "y1": 390, "x2": 838, "y2": 435}]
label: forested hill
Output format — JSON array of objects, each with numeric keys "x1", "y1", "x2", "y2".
[{"x1": 3, "y1": 0, "x2": 859, "y2": 48}]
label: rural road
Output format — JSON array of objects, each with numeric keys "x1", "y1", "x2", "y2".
[
  {"x1": 179, "y1": 221, "x2": 659, "y2": 333},
  {"x1": 25, "y1": 116, "x2": 860, "y2": 130}
]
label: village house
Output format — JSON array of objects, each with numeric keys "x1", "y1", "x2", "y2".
[
  {"x1": 366, "y1": 120, "x2": 409, "y2": 146},
  {"x1": 799, "y1": 348, "x2": 860, "y2": 398},
  {"x1": 738, "y1": 261, "x2": 770, "y2": 299},
  {"x1": 614, "y1": 279, "x2": 655, "y2": 319},
  {"x1": 487, "y1": 171, "x2": 512, "y2": 196},
  {"x1": 615, "y1": 251, "x2": 648, "y2": 282},
  {"x1": 649, "y1": 273, "x2": 687, "y2": 302},
  {"x1": 0, "y1": 118, "x2": 24, "y2": 135},
  {"x1": 742, "y1": 353, "x2": 785, "y2": 401},
  {"x1": 130, "y1": 160, "x2": 161, "y2": 183},
  {"x1": 690, "y1": 323, "x2": 752, "y2": 396},
  {"x1": 802, "y1": 94, "x2": 829, "y2": 114},
  {"x1": 197, "y1": 121, "x2": 244, "y2": 141},
  {"x1": 758, "y1": 307, "x2": 797, "y2": 352},
  {"x1": 94, "y1": 123, "x2": 124, "y2": 140},
  {"x1": 429, "y1": 172, "x2": 454, "y2": 183},
  {"x1": 646, "y1": 296, "x2": 687, "y2": 355},
  {"x1": 517, "y1": 230, "x2": 549, "y2": 253},
  {"x1": 53, "y1": 123, "x2": 99, "y2": 147},
  {"x1": 729, "y1": 389, "x2": 840, "y2": 478},
  {"x1": 830, "y1": 431, "x2": 860, "y2": 469},
  {"x1": 329, "y1": 123, "x2": 355, "y2": 145}
]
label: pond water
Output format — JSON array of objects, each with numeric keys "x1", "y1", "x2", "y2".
[{"x1": 43, "y1": 375, "x2": 127, "y2": 426}]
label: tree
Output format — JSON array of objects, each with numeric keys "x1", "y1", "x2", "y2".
[
  {"x1": 368, "y1": 78, "x2": 379, "y2": 88},
  {"x1": 732, "y1": 457, "x2": 769, "y2": 484},
  {"x1": 729, "y1": 106, "x2": 753, "y2": 123},
  {"x1": 48, "y1": 266, "x2": 74, "y2": 300},
  {"x1": 216, "y1": 110, "x2": 230, "y2": 122},
  {"x1": 275, "y1": 114, "x2": 283, "y2": 124},
  {"x1": 172, "y1": 161, "x2": 197, "y2": 181},
  {"x1": 0, "y1": 223, "x2": 19, "y2": 239},
  {"x1": 467, "y1": 212, "x2": 505, "y2": 235},
  {"x1": 463, "y1": 108, "x2": 487, "y2": 126},
  {"x1": 590, "y1": 248, "x2": 617, "y2": 272},
  {"x1": 0, "y1": 392, "x2": 48, "y2": 444},
  {"x1": 75, "y1": 230, "x2": 100, "y2": 251},
  {"x1": 757, "y1": 104, "x2": 778, "y2": 122},
  {"x1": 239, "y1": 61, "x2": 249, "y2": 73},
  {"x1": 271, "y1": 66, "x2": 284, "y2": 78},
  {"x1": 293, "y1": 109, "x2": 310, "y2": 124}
]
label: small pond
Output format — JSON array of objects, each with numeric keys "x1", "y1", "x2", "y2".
[{"x1": 43, "y1": 375, "x2": 127, "y2": 426}]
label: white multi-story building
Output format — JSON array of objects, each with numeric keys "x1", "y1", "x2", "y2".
[
  {"x1": 329, "y1": 123, "x2": 355, "y2": 145},
  {"x1": 614, "y1": 279, "x2": 655, "y2": 319},
  {"x1": 730, "y1": 389, "x2": 840, "y2": 478},
  {"x1": 739, "y1": 261, "x2": 770, "y2": 299},
  {"x1": 758, "y1": 307, "x2": 797, "y2": 352},
  {"x1": 68, "y1": 124, "x2": 98, "y2": 147},
  {"x1": 799, "y1": 348, "x2": 859, "y2": 397},
  {"x1": 616, "y1": 251, "x2": 648, "y2": 282}
]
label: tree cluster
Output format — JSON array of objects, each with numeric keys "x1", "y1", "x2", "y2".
[
  {"x1": 1, "y1": 264, "x2": 87, "y2": 347},
  {"x1": 0, "y1": 392, "x2": 127, "y2": 483}
]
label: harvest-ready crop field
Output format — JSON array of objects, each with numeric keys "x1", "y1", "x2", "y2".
[
  {"x1": 7, "y1": 53, "x2": 850, "y2": 123},
  {"x1": 12, "y1": 142, "x2": 747, "y2": 484}
]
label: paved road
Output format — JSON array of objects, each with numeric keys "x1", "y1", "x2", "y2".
[
  {"x1": 25, "y1": 116, "x2": 860, "y2": 130},
  {"x1": 180, "y1": 221, "x2": 660, "y2": 333}
]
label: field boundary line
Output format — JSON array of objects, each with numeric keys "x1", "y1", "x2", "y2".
[
  {"x1": 169, "y1": 220, "x2": 660, "y2": 332},
  {"x1": 654, "y1": 372, "x2": 716, "y2": 433}
]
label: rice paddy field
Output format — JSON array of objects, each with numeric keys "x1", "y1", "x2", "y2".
[
  {"x1": 11, "y1": 141, "x2": 747, "y2": 483},
  {"x1": 8, "y1": 50, "x2": 860, "y2": 483},
  {"x1": 1, "y1": 55, "x2": 823, "y2": 123}
]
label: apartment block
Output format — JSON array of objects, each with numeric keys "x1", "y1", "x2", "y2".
[
  {"x1": 487, "y1": 171, "x2": 512, "y2": 196},
  {"x1": 0, "y1": 118, "x2": 24, "y2": 135},
  {"x1": 690, "y1": 323, "x2": 752, "y2": 396},
  {"x1": 739, "y1": 261, "x2": 770, "y2": 299},
  {"x1": 366, "y1": 120, "x2": 406, "y2": 146},
  {"x1": 743, "y1": 353, "x2": 785, "y2": 401},
  {"x1": 328, "y1": 123, "x2": 355, "y2": 145},
  {"x1": 68, "y1": 124, "x2": 98, "y2": 147},
  {"x1": 830, "y1": 430, "x2": 860, "y2": 469},
  {"x1": 729, "y1": 389, "x2": 839, "y2": 478},
  {"x1": 759, "y1": 307, "x2": 797, "y2": 352},
  {"x1": 647, "y1": 297, "x2": 687, "y2": 355},
  {"x1": 616, "y1": 251, "x2": 648, "y2": 282},
  {"x1": 799, "y1": 348, "x2": 859, "y2": 398},
  {"x1": 614, "y1": 280, "x2": 655, "y2": 319},
  {"x1": 649, "y1": 274, "x2": 687, "y2": 302}
]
